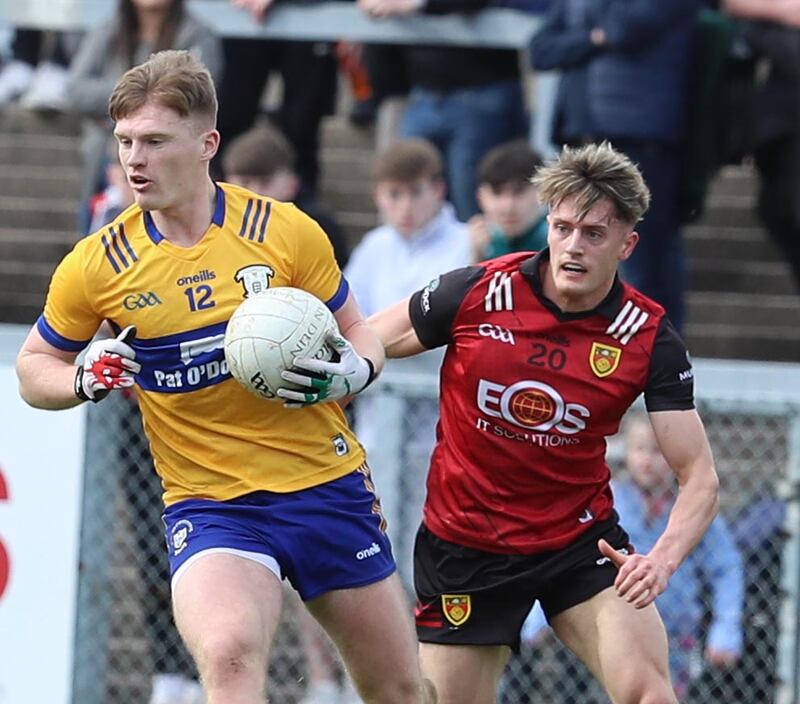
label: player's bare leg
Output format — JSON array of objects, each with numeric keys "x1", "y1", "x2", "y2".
[
  {"x1": 550, "y1": 586, "x2": 677, "y2": 704},
  {"x1": 418, "y1": 643, "x2": 510, "y2": 704},
  {"x1": 172, "y1": 552, "x2": 285, "y2": 704},
  {"x1": 307, "y1": 572, "x2": 434, "y2": 703}
]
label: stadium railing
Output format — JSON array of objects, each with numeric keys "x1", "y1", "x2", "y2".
[{"x1": 0, "y1": 0, "x2": 542, "y2": 48}]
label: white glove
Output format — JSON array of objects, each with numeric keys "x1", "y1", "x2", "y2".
[
  {"x1": 74, "y1": 325, "x2": 141, "y2": 402},
  {"x1": 277, "y1": 330, "x2": 377, "y2": 408}
]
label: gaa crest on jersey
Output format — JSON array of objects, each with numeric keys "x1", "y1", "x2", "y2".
[
  {"x1": 235, "y1": 264, "x2": 275, "y2": 298},
  {"x1": 442, "y1": 594, "x2": 472, "y2": 626},
  {"x1": 589, "y1": 342, "x2": 621, "y2": 378}
]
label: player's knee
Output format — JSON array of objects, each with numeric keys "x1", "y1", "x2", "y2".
[
  {"x1": 358, "y1": 672, "x2": 429, "y2": 703},
  {"x1": 616, "y1": 679, "x2": 676, "y2": 704},
  {"x1": 194, "y1": 630, "x2": 265, "y2": 684}
]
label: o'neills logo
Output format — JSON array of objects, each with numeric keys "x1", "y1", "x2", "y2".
[
  {"x1": 176, "y1": 269, "x2": 216, "y2": 286},
  {"x1": 477, "y1": 379, "x2": 590, "y2": 434}
]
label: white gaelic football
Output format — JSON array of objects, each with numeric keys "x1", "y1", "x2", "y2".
[{"x1": 224, "y1": 287, "x2": 337, "y2": 401}]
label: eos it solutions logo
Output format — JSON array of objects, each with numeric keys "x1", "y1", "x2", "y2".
[{"x1": 477, "y1": 379, "x2": 590, "y2": 434}]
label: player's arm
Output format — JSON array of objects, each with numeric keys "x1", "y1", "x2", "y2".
[
  {"x1": 17, "y1": 326, "x2": 84, "y2": 409},
  {"x1": 367, "y1": 297, "x2": 427, "y2": 359},
  {"x1": 371, "y1": 264, "x2": 486, "y2": 359},
  {"x1": 17, "y1": 324, "x2": 140, "y2": 409},
  {"x1": 600, "y1": 409, "x2": 718, "y2": 608},
  {"x1": 333, "y1": 290, "x2": 386, "y2": 376},
  {"x1": 599, "y1": 317, "x2": 719, "y2": 607}
]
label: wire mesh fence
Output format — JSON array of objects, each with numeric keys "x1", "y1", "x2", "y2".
[{"x1": 71, "y1": 372, "x2": 800, "y2": 704}]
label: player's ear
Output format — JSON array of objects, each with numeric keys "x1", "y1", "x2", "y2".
[
  {"x1": 619, "y1": 230, "x2": 639, "y2": 261},
  {"x1": 201, "y1": 129, "x2": 221, "y2": 162}
]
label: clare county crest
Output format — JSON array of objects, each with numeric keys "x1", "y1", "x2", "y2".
[
  {"x1": 442, "y1": 594, "x2": 472, "y2": 627},
  {"x1": 235, "y1": 264, "x2": 275, "y2": 297},
  {"x1": 590, "y1": 342, "x2": 622, "y2": 378}
]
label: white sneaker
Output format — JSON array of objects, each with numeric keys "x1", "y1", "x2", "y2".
[
  {"x1": 181, "y1": 680, "x2": 206, "y2": 704},
  {"x1": 299, "y1": 680, "x2": 341, "y2": 704},
  {"x1": 149, "y1": 673, "x2": 205, "y2": 704},
  {"x1": 20, "y1": 61, "x2": 68, "y2": 111},
  {"x1": 0, "y1": 60, "x2": 34, "y2": 105}
]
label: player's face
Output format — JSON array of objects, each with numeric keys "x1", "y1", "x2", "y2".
[
  {"x1": 374, "y1": 177, "x2": 446, "y2": 238},
  {"x1": 477, "y1": 181, "x2": 543, "y2": 238},
  {"x1": 114, "y1": 100, "x2": 218, "y2": 212},
  {"x1": 625, "y1": 419, "x2": 673, "y2": 492},
  {"x1": 544, "y1": 195, "x2": 638, "y2": 312}
]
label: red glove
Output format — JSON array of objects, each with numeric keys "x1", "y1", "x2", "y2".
[{"x1": 74, "y1": 326, "x2": 141, "y2": 403}]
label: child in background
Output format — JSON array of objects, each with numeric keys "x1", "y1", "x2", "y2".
[
  {"x1": 345, "y1": 137, "x2": 471, "y2": 593},
  {"x1": 468, "y1": 139, "x2": 547, "y2": 262},
  {"x1": 222, "y1": 122, "x2": 349, "y2": 269}
]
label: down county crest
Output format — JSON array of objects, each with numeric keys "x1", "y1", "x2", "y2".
[
  {"x1": 442, "y1": 594, "x2": 472, "y2": 627},
  {"x1": 589, "y1": 342, "x2": 622, "y2": 378}
]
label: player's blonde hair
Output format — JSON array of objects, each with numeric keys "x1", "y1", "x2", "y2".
[
  {"x1": 108, "y1": 50, "x2": 217, "y2": 129},
  {"x1": 532, "y1": 142, "x2": 651, "y2": 225}
]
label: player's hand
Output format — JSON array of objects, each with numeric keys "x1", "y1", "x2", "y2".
[
  {"x1": 74, "y1": 326, "x2": 140, "y2": 403},
  {"x1": 277, "y1": 331, "x2": 376, "y2": 408},
  {"x1": 597, "y1": 539, "x2": 672, "y2": 609}
]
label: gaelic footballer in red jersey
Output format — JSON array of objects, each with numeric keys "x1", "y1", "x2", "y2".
[{"x1": 368, "y1": 142, "x2": 719, "y2": 704}]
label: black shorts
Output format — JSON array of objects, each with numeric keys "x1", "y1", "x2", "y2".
[{"x1": 414, "y1": 513, "x2": 632, "y2": 652}]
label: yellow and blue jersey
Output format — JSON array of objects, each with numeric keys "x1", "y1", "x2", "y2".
[{"x1": 38, "y1": 182, "x2": 366, "y2": 505}]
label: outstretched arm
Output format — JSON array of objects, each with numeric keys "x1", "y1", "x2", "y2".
[
  {"x1": 599, "y1": 408, "x2": 719, "y2": 608},
  {"x1": 367, "y1": 297, "x2": 428, "y2": 359}
]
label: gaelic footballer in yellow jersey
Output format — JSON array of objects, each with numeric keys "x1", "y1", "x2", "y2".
[{"x1": 38, "y1": 181, "x2": 366, "y2": 504}]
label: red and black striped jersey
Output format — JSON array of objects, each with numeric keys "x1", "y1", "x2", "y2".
[{"x1": 408, "y1": 250, "x2": 694, "y2": 554}]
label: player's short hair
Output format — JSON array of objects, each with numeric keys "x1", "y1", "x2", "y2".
[
  {"x1": 373, "y1": 138, "x2": 443, "y2": 184},
  {"x1": 222, "y1": 124, "x2": 296, "y2": 180},
  {"x1": 478, "y1": 139, "x2": 543, "y2": 188},
  {"x1": 532, "y1": 142, "x2": 651, "y2": 225},
  {"x1": 108, "y1": 50, "x2": 217, "y2": 129}
]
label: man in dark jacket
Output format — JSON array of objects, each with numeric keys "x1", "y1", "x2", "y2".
[
  {"x1": 530, "y1": 0, "x2": 702, "y2": 332},
  {"x1": 358, "y1": 0, "x2": 529, "y2": 222}
]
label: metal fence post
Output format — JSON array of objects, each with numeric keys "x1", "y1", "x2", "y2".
[
  {"x1": 71, "y1": 396, "x2": 125, "y2": 704},
  {"x1": 777, "y1": 409, "x2": 800, "y2": 704}
]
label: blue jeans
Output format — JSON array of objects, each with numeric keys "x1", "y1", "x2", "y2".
[{"x1": 400, "y1": 80, "x2": 527, "y2": 221}]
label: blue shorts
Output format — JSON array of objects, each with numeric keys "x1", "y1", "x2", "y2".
[{"x1": 163, "y1": 466, "x2": 396, "y2": 600}]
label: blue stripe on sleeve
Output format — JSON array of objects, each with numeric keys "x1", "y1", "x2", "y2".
[
  {"x1": 325, "y1": 277, "x2": 350, "y2": 313},
  {"x1": 36, "y1": 315, "x2": 90, "y2": 352}
]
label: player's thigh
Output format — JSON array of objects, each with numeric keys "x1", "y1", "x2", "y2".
[
  {"x1": 306, "y1": 572, "x2": 424, "y2": 698},
  {"x1": 550, "y1": 586, "x2": 675, "y2": 704},
  {"x1": 420, "y1": 642, "x2": 510, "y2": 704},
  {"x1": 172, "y1": 552, "x2": 284, "y2": 670}
]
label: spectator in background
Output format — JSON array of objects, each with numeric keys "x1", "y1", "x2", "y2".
[
  {"x1": 614, "y1": 408, "x2": 744, "y2": 699},
  {"x1": 721, "y1": 0, "x2": 800, "y2": 291},
  {"x1": 88, "y1": 138, "x2": 135, "y2": 232},
  {"x1": 0, "y1": 29, "x2": 71, "y2": 110},
  {"x1": 221, "y1": 123, "x2": 350, "y2": 269},
  {"x1": 468, "y1": 139, "x2": 547, "y2": 262},
  {"x1": 357, "y1": 0, "x2": 528, "y2": 221},
  {"x1": 215, "y1": 0, "x2": 338, "y2": 198},
  {"x1": 67, "y1": 0, "x2": 222, "y2": 228},
  {"x1": 345, "y1": 138, "x2": 471, "y2": 590},
  {"x1": 529, "y1": 0, "x2": 702, "y2": 333}
]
